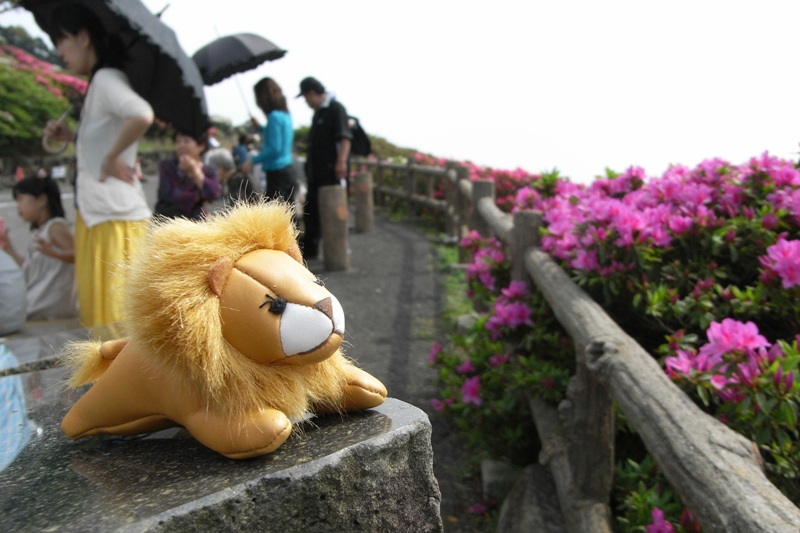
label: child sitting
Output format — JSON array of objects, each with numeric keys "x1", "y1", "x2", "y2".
[{"x1": 1, "y1": 171, "x2": 78, "y2": 320}]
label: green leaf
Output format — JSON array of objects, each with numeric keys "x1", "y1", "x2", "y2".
[
  {"x1": 696, "y1": 385, "x2": 710, "y2": 406},
  {"x1": 776, "y1": 429, "x2": 792, "y2": 453},
  {"x1": 756, "y1": 427, "x2": 772, "y2": 445}
]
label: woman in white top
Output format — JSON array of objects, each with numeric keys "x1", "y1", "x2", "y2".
[
  {"x1": 43, "y1": 4, "x2": 154, "y2": 327},
  {"x1": 2, "y1": 172, "x2": 78, "y2": 320}
]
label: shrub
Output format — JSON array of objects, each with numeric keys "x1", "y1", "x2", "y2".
[{"x1": 431, "y1": 151, "x2": 800, "y2": 530}]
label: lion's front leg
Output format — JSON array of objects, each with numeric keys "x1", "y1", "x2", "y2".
[{"x1": 316, "y1": 365, "x2": 387, "y2": 414}]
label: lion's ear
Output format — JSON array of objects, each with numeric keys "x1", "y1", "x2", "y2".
[
  {"x1": 209, "y1": 257, "x2": 234, "y2": 296},
  {"x1": 286, "y1": 243, "x2": 303, "y2": 264}
]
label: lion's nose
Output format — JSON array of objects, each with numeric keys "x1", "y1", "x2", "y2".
[{"x1": 314, "y1": 297, "x2": 333, "y2": 319}]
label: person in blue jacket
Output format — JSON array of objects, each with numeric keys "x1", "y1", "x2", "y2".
[{"x1": 250, "y1": 78, "x2": 296, "y2": 202}]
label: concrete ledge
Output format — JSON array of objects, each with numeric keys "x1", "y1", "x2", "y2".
[{"x1": 0, "y1": 358, "x2": 443, "y2": 532}]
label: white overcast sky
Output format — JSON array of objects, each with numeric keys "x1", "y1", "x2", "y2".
[{"x1": 3, "y1": 1, "x2": 800, "y2": 184}]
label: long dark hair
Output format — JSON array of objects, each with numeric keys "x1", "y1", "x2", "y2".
[
  {"x1": 254, "y1": 78, "x2": 288, "y2": 113},
  {"x1": 13, "y1": 173, "x2": 66, "y2": 230},
  {"x1": 46, "y1": 4, "x2": 128, "y2": 77}
]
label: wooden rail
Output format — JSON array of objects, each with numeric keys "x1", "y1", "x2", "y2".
[{"x1": 350, "y1": 157, "x2": 800, "y2": 533}]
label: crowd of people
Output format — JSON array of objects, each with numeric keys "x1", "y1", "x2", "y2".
[{"x1": 0, "y1": 3, "x2": 356, "y2": 336}]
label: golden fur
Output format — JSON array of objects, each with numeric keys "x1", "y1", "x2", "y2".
[{"x1": 64, "y1": 201, "x2": 351, "y2": 420}]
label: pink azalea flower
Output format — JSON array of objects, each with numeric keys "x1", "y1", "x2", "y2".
[
  {"x1": 646, "y1": 508, "x2": 676, "y2": 533},
  {"x1": 431, "y1": 399, "x2": 445, "y2": 412},
  {"x1": 490, "y1": 353, "x2": 510, "y2": 367},
  {"x1": 762, "y1": 212, "x2": 779, "y2": 229},
  {"x1": 500, "y1": 280, "x2": 528, "y2": 300},
  {"x1": 665, "y1": 350, "x2": 694, "y2": 377},
  {"x1": 570, "y1": 248, "x2": 599, "y2": 271},
  {"x1": 736, "y1": 359, "x2": 760, "y2": 387},
  {"x1": 462, "y1": 376, "x2": 482, "y2": 406},
  {"x1": 710, "y1": 374, "x2": 732, "y2": 390},
  {"x1": 485, "y1": 302, "x2": 534, "y2": 338},
  {"x1": 764, "y1": 238, "x2": 800, "y2": 288},
  {"x1": 456, "y1": 360, "x2": 475, "y2": 374},
  {"x1": 427, "y1": 342, "x2": 443, "y2": 364},
  {"x1": 698, "y1": 319, "x2": 769, "y2": 365}
]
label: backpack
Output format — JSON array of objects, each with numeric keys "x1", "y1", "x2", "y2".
[{"x1": 348, "y1": 116, "x2": 371, "y2": 156}]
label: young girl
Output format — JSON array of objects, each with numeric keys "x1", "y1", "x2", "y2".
[{"x1": 1, "y1": 172, "x2": 78, "y2": 320}]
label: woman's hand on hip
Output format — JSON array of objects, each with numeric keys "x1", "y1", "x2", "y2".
[{"x1": 100, "y1": 154, "x2": 136, "y2": 184}]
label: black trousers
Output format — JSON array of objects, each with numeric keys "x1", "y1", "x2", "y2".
[
  {"x1": 301, "y1": 184, "x2": 321, "y2": 258},
  {"x1": 265, "y1": 165, "x2": 295, "y2": 202}
]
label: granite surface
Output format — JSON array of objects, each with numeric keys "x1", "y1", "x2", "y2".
[{"x1": 0, "y1": 342, "x2": 442, "y2": 532}]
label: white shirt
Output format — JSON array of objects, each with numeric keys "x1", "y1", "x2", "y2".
[
  {"x1": 75, "y1": 68, "x2": 153, "y2": 228},
  {"x1": 23, "y1": 217, "x2": 78, "y2": 320}
]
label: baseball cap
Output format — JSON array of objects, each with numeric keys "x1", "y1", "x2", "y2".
[{"x1": 296, "y1": 76, "x2": 325, "y2": 98}]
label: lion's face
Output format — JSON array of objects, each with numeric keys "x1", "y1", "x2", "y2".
[{"x1": 211, "y1": 249, "x2": 345, "y2": 366}]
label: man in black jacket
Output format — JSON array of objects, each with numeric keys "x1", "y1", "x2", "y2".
[{"x1": 297, "y1": 76, "x2": 352, "y2": 260}]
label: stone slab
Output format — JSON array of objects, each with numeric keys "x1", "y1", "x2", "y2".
[{"x1": 0, "y1": 345, "x2": 442, "y2": 532}]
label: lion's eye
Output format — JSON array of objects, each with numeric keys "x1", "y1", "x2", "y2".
[{"x1": 260, "y1": 294, "x2": 287, "y2": 314}]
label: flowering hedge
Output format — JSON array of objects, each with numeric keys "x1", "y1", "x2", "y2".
[
  {"x1": 0, "y1": 44, "x2": 87, "y2": 156},
  {"x1": 412, "y1": 152, "x2": 557, "y2": 212},
  {"x1": 0, "y1": 43, "x2": 87, "y2": 155},
  {"x1": 430, "y1": 152, "x2": 800, "y2": 530}
]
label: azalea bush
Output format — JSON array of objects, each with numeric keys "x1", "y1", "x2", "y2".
[
  {"x1": 429, "y1": 232, "x2": 573, "y2": 465},
  {"x1": 0, "y1": 43, "x2": 87, "y2": 155},
  {"x1": 661, "y1": 321, "x2": 800, "y2": 500},
  {"x1": 615, "y1": 455, "x2": 701, "y2": 533},
  {"x1": 430, "y1": 152, "x2": 800, "y2": 530}
]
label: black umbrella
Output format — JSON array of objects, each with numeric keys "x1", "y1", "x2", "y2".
[
  {"x1": 20, "y1": 0, "x2": 210, "y2": 138},
  {"x1": 192, "y1": 33, "x2": 286, "y2": 86}
]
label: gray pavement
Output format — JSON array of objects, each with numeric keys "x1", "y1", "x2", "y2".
[{"x1": 311, "y1": 213, "x2": 486, "y2": 532}]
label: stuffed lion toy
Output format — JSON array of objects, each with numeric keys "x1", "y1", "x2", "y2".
[{"x1": 60, "y1": 202, "x2": 387, "y2": 459}]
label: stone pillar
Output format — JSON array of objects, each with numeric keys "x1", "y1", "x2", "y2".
[
  {"x1": 354, "y1": 172, "x2": 374, "y2": 233},
  {"x1": 319, "y1": 185, "x2": 350, "y2": 271}
]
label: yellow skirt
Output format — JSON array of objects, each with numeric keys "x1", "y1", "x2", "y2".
[{"x1": 74, "y1": 212, "x2": 149, "y2": 327}]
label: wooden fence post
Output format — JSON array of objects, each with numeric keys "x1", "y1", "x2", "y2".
[
  {"x1": 354, "y1": 172, "x2": 374, "y2": 233},
  {"x1": 511, "y1": 210, "x2": 542, "y2": 282},
  {"x1": 471, "y1": 179, "x2": 494, "y2": 238},
  {"x1": 318, "y1": 185, "x2": 350, "y2": 271},
  {"x1": 405, "y1": 158, "x2": 415, "y2": 218},
  {"x1": 374, "y1": 161, "x2": 383, "y2": 206},
  {"x1": 455, "y1": 165, "x2": 470, "y2": 263},
  {"x1": 444, "y1": 164, "x2": 459, "y2": 243}
]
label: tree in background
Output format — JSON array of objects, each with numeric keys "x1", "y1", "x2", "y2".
[{"x1": 0, "y1": 24, "x2": 62, "y2": 66}]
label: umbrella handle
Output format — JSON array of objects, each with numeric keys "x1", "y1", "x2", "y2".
[
  {"x1": 41, "y1": 106, "x2": 74, "y2": 154},
  {"x1": 233, "y1": 74, "x2": 252, "y2": 117}
]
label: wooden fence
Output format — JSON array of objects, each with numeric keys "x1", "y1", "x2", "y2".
[{"x1": 347, "y1": 157, "x2": 800, "y2": 533}]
